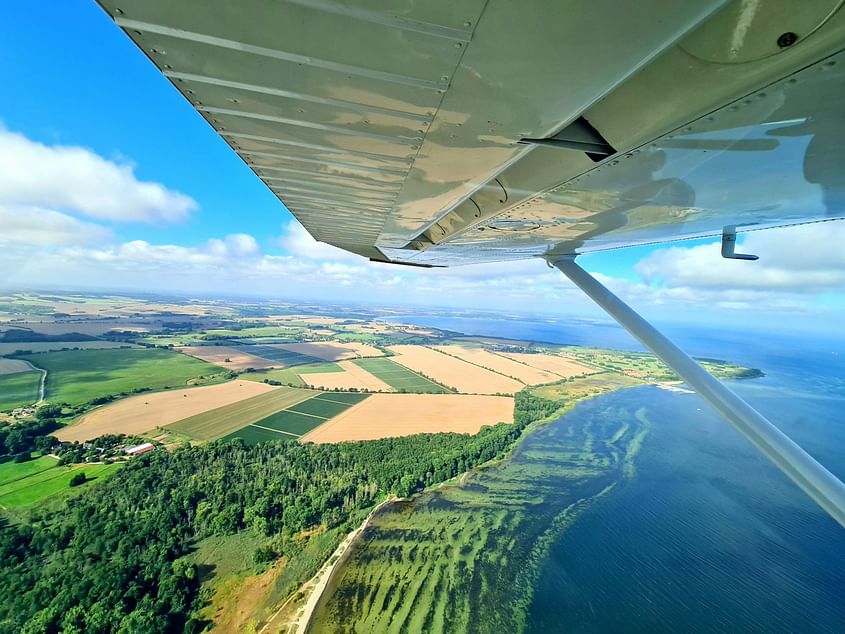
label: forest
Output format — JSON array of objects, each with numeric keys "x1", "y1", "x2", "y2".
[{"x1": 0, "y1": 392, "x2": 562, "y2": 633}]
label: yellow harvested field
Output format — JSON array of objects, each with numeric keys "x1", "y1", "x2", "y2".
[
  {"x1": 302, "y1": 360, "x2": 393, "y2": 392},
  {"x1": 498, "y1": 352, "x2": 595, "y2": 377},
  {"x1": 271, "y1": 341, "x2": 384, "y2": 361},
  {"x1": 302, "y1": 393, "x2": 514, "y2": 443},
  {"x1": 55, "y1": 380, "x2": 276, "y2": 442},
  {"x1": 432, "y1": 345, "x2": 561, "y2": 385},
  {"x1": 387, "y1": 345, "x2": 523, "y2": 394},
  {"x1": 0, "y1": 358, "x2": 33, "y2": 375},
  {"x1": 179, "y1": 345, "x2": 277, "y2": 370}
]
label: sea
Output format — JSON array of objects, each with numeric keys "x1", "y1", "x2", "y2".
[{"x1": 386, "y1": 314, "x2": 845, "y2": 633}]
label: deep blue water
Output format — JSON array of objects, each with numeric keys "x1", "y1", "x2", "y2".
[{"x1": 391, "y1": 314, "x2": 845, "y2": 632}]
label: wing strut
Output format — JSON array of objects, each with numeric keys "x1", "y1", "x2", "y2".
[{"x1": 547, "y1": 256, "x2": 845, "y2": 528}]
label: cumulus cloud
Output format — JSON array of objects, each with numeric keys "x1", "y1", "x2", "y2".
[
  {"x1": 65, "y1": 234, "x2": 265, "y2": 269},
  {"x1": 635, "y1": 221, "x2": 845, "y2": 294},
  {"x1": 0, "y1": 127, "x2": 196, "y2": 222},
  {"x1": 206, "y1": 234, "x2": 260, "y2": 257},
  {"x1": 275, "y1": 222, "x2": 364, "y2": 262},
  {"x1": 0, "y1": 204, "x2": 112, "y2": 246}
]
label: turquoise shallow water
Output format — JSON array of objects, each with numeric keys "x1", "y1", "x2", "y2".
[{"x1": 392, "y1": 316, "x2": 845, "y2": 632}]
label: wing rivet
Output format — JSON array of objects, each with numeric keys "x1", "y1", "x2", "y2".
[{"x1": 777, "y1": 32, "x2": 798, "y2": 48}]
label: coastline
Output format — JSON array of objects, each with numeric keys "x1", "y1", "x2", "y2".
[
  {"x1": 283, "y1": 496, "x2": 395, "y2": 634},
  {"x1": 272, "y1": 370, "x2": 764, "y2": 632}
]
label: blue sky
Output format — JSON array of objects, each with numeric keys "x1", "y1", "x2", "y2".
[{"x1": 2, "y1": 2, "x2": 844, "y2": 332}]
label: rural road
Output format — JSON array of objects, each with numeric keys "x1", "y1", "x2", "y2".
[
  {"x1": 20, "y1": 359, "x2": 47, "y2": 404},
  {"x1": 260, "y1": 497, "x2": 395, "y2": 634}
]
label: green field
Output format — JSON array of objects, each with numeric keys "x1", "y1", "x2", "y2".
[
  {"x1": 166, "y1": 386, "x2": 314, "y2": 440},
  {"x1": 287, "y1": 395, "x2": 362, "y2": 419},
  {"x1": 0, "y1": 461, "x2": 121, "y2": 509},
  {"x1": 222, "y1": 424, "x2": 290, "y2": 444},
  {"x1": 352, "y1": 357, "x2": 450, "y2": 393},
  {"x1": 227, "y1": 393, "x2": 369, "y2": 443},
  {"x1": 241, "y1": 362, "x2": 342, "y2": 387},
  {"x1": 0, "y1": 456, "x2": 58, "y2": 486},
  {"x1": 0, "y1": 371, "x2": 41, "y2": 411},
  {"x1": 18, "y1": 348, "x2": 224, "y2": 406},
  {"x1": 0, "y1": 341, "x2": 138, "y2": 355},
  {"x1": 233, "y1": 344, "x2": 322, "y2": 367}
]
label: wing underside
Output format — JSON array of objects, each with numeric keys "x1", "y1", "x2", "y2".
[{"x1": 97, "y1": 0, "x2": 845, "y2": 266}]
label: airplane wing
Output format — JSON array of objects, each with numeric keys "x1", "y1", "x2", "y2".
[{"x1": 96, "y1": 0, "x2": 845, "y2": 267}]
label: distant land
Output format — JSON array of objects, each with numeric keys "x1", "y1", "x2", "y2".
[{"x1": 0, "y1": 290, "x2": 768, "y2": 632}]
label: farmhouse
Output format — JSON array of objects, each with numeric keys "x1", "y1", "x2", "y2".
[{"x1": 124, "y1": 442, "x2": 155, "y2": 456}]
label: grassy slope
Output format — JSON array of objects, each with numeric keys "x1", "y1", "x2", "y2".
[
  {"x1": 19, "y1": 348, "x2": 224, "y2": 406},
  {"x1": 0, "y1": 371, "x2": 41, "y2": 411},
  {"x1": 0, "y1": 462, "x2": 122, "y2": 509},
  {"x1": 0, "y1": 456, "x2": 58, "y2": 486},
  {"x1": 166, "y1": 387, "x2": 315, "y2": 440}
]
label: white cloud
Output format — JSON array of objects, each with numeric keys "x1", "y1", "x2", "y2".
[
  {"x1": 635, "y1": 221, "x2": 845, "y2": 294},
  {"x1": 275, "y1": 222, "x2": 365, "y2": 262},
  {"x1": 0, "y1": 127, "x2": 196, "y2": 223},
  {"x1": 206, "y1": 233, "x2": 260, "y2": 257},
  {"x1": 65, "y1": 233, "x2": 265, "y2": 269},
  {"x1": 2, "y1": 212, "x2": 844, "y2": 325},
  {"x1": 0, "y1": 204, "x2": 112, "y2": 246}
]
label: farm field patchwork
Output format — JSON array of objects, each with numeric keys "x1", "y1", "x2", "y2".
[
  {"x1": 0, "y1": 319, "x2": 162, "y2": 336},
  {"x1": 240, "y1": 362, "x2": 342, "y2": 387},
  {"x1": 271, "y1": 341, "x2": 384, "y2": 361},
  {"x1": 386, "y1": 345, "x2": 524, "y2": 395},
  {"x1": 166, "y1": 386, "x2": 314, "y2": 440},
  {"x1": 497, "y1": 352, "x2": 596, "y2": 377},
  {"x1": 0, "y1": 341, "x2": 138, "y2": 356},
  {"x1": 301, "y1": 360, "x2": 393, "y2": 392},
  {"x1": 205, "y1": 326, "x2": 304, "y2": 338},
  {"x1": 55, "y1": 380, "x2": 277, "y2": 443},
  {"x1": 0, "y1": 371, "x2": 41, "y2": 411},
  {"x1": 351, "y1": 357, "x2": 450, "y2": 393},
  {"x1": 232, "y1": 344, "x2": 322, "y2": 367},
  {"x1": 301, "y1": 393, "x2": 514, "y2": 443},
  {"x1": 432, "y1": 345, "x2": 562, "y2": 385},
  {"x1": 17, "y1": 348, "x2": 225, "y2": 406},
  {"x1": 179, "y1": 345, "x2": 278, "y2": 370},
  {"x1": 227, "y1": 392, "x2": 370, "y2": 442},
  {"x1": 0, "y1": 459, "x2": 122, "y2": 509}
]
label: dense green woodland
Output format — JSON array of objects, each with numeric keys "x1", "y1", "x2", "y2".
[{"x1": 0, "y1": 393, "x2": 561, "y2": 633}]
